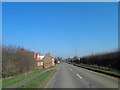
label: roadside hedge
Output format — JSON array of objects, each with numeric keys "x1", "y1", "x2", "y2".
[
  {"x1": 2, "y1": 45, "x2": 36, "y2": 78},
  {"x1": 68, "y1": 50, "x2": 120, "y2": 71}
]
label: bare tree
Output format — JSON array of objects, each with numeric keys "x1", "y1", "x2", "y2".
[{"x1": 2, "y1": 45, "x2": 36, "y2": 78}]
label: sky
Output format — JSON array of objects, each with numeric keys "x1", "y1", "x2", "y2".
[{"x1": 2, "y1": 2, "x2": 118, "y2": 58}]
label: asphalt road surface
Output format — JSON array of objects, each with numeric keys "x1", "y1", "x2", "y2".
[{"x1": 45, "y1": 62, "x2": 119, "y2": 88}]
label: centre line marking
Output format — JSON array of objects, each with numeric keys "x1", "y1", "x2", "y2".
[{"x1": 77, "y1": 74, "x2": 82, "y2": 79}]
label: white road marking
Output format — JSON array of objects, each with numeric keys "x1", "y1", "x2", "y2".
[
  {"x1": 77, "y1": 74, "x2": 82, "y2": 79},
  {"x1": 70, "y1": 69, "x2": 73, "y2": 71}
]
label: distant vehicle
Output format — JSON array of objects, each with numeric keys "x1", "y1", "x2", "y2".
[{"x1": 58, "y1": 61, "x2": 60, "y2": 64}]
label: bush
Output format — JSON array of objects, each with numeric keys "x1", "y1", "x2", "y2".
[{"x1": 2, "y1": 45, "x2": 36, "y2": 78}]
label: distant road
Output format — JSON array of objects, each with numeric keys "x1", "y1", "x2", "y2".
[{"x1": 45, "y1": 62, "x2": 118, "y2": 88}]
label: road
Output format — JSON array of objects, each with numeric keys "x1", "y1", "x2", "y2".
[{"x1": 45, "y1": 62, "x2": 118, "y2": 88}]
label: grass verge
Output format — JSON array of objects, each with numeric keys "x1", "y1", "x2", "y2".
[
  {"x1": 2, "y1": 68, "x2": 44, "y2": 88},
  {"x1": 0, "y1": 79, "x2": 2, "y2": 90},
  {"x1": 18, "y1": 69, "x2": 56, "y2": 88},
  {"x1": 68, "y1": 62, "x2": 120, "y2": 78}
]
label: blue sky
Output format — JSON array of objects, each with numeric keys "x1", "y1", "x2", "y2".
[{"x1": 2, "y1": 2, "x2": 118, "y2": 58}]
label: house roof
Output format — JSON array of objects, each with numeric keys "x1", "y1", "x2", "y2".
[
  {"x1": 44, "y1": 53, "x2": 53, "y2": 58},
  {"x1": 40, "y1": 56, "x2": 45, "y2": 60},
  {"x1": 34, "y1": 51, "x2": 54, "y2": 61},
  {"x1": 34, "y1": 51, "x2": 43, "y2": 60}
]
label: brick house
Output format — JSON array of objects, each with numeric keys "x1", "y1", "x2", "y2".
[
  {"x1": 43, "y1": 53, "x2": 54, "y2": 68},
  {"x1": 34, "y1": 52, "x2": 44, "y2": 67},
  {"x1": 34, "y1": 52, "x2": 54, "y2": 68}
]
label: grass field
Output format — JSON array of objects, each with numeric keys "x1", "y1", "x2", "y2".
[
  {"x1": 19, "y1": 69, "x2": 56, "y2": 88},
  {"x1": 2, "y1": 68, "x2": 44, "y2": 88}
]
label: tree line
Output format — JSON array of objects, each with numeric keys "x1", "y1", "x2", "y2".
[
  {"x1": 67, "y1": 50, "x2": 120, "y2": 71},
  {"x1": 2, "y1": 45, "x2": 36, "y2": 78}
]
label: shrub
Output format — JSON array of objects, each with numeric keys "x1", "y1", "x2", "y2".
[{"x1": 2, "y1": 45, "x2": 36, "y2": 78}]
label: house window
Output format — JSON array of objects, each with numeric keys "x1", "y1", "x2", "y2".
[{"x1": 37, "y1": 62, "x2": 43, "y2": 66}]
